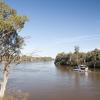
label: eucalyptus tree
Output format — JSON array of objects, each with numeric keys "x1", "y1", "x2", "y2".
[
  {"x1": 0, "y1": 0, "x2": 27, "y2": 98},
  {"x1": 86, "y1": 48, "x2": 100, "y2": 68},
  {"x1": 74, "y1": 46, "x2": 79, "y2": 65}
]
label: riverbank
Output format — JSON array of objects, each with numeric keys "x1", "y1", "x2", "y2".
[{"x1": 54, "y1": 48, "x2": 100, "y2": 69}]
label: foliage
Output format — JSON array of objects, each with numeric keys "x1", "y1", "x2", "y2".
[
  {"x1": 55, "y1": 48, "x2": 100, "y2": 68},
  {"x1": 16, "y1": 55, "x2": 53, "y2": 62},
  {"x1": 0, "y1": 2, "x2": 27, "y2": 65},
  {"x1": 0, "y1": 1, "x2": 27, "y2": 98}
]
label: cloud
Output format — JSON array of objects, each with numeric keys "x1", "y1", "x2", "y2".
[{"x1": 55, "y1": 34, "x2": 100, "y2": 45}]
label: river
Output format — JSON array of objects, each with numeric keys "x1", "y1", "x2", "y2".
[{"x1": 4, "y1": 61, "x2": 100, "y2": 100}]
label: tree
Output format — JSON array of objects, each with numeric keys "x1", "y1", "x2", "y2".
[
  {"x1": 0, "y1": 1, "x2": 27, "y2": 98},
  {"x1": 86, "y1": 48, "x2": 100, "y2": 68},
  {"x1": 74, "y1": 46, "x2": 79, "y2": 54},
  {"x1": 74, "y1": 46, "x2": 79, "y2": 65},
  {"x1": 54, "y1": 48, "x2": 100, "y2": 68}
]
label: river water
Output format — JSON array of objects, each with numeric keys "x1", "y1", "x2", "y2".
[{"x1": 5, "y1": 62, "x2": 100, "y2": 100}]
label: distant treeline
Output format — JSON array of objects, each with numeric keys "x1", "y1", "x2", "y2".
[
  {"x1": 0, "y1": 55, "x2": 53, "y2": 63},
  {"x1": 54, "y1": 47, "x2": 100, "y2": 68},
  {"x1": 19, "y1": 55, "x2": 53, "y2": 62}
]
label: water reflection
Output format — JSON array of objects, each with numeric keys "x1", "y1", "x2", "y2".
[
  {"x1": 3, "y1": 62, "x2": 100, "y2": 100},
  {"x1": 4, "y1": 90, "x2": 29, "y2": 100},
  {"x1": 85, "y1": 72, "x2": 88, "y2": 77}
]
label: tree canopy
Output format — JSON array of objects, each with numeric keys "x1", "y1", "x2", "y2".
[
  {"x1": 0, "y1": 2, "x2": 27, "y2": 64},
  {"x1": 55, "y1": 48, "x2": 100, "y2": 68},
  {"x1": 0, "y1": 1, "x2": 27, "y2": 98}
]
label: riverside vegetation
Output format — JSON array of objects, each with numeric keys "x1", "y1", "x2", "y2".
[
  {"x1": 19, "y1": 55, "x2": 53, "y2": 62},
  {"x1": 55, "y1": 46, "x2": 100, "y2": 69}
]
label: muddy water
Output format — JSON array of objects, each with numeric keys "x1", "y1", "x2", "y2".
[{"x1": 5, "y1": 62, "x2": 100, "y2": 100}]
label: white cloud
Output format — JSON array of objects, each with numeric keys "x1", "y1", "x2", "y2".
[{"x1": 55, "y1": 34, "x2": 100, "y2": 45}]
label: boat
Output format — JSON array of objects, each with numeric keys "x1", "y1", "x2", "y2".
[{"x1": 73, "y1": 65, "x2": 88, "y2": 72}]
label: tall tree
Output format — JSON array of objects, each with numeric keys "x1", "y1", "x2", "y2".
[
  {"x1": 0, "y1": 1, "x2": 27, "y2": 98},
  {"x1": 74, "y1": 46, "x2": 79, "y2": 65}
]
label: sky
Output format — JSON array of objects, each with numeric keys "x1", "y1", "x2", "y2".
[{"x1": 6, "y1": 0, "x2": 100, "y2": 57}]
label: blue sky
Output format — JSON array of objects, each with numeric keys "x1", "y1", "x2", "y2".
[{"x1": 6, "y1": 0, "x2": 100, "y2": 57}]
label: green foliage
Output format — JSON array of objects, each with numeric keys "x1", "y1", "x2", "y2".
[
  {"x1": 17, "y1": 55, "x2": 53, "y2": 62},
  {"x1": 0, "y1": 2, "x2": 27, "y2": 64},
  {"x1": 54, "y1": 52, "x2": 69, "y2": 65},
  {"x1": 55, "y1": 48, "x2": 100, "y2": 68},
  {"x1": 74, "y1": 46, "x2": 79, "y2": 54}
]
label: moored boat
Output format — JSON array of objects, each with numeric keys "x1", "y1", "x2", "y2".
[{"x1": 73, "y1": 65, "x2": 88, "y2": 72}]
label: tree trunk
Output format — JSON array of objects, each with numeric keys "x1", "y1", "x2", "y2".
[{"x1": 0, "y1": 62, "x2": 9, "y2": 98}]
